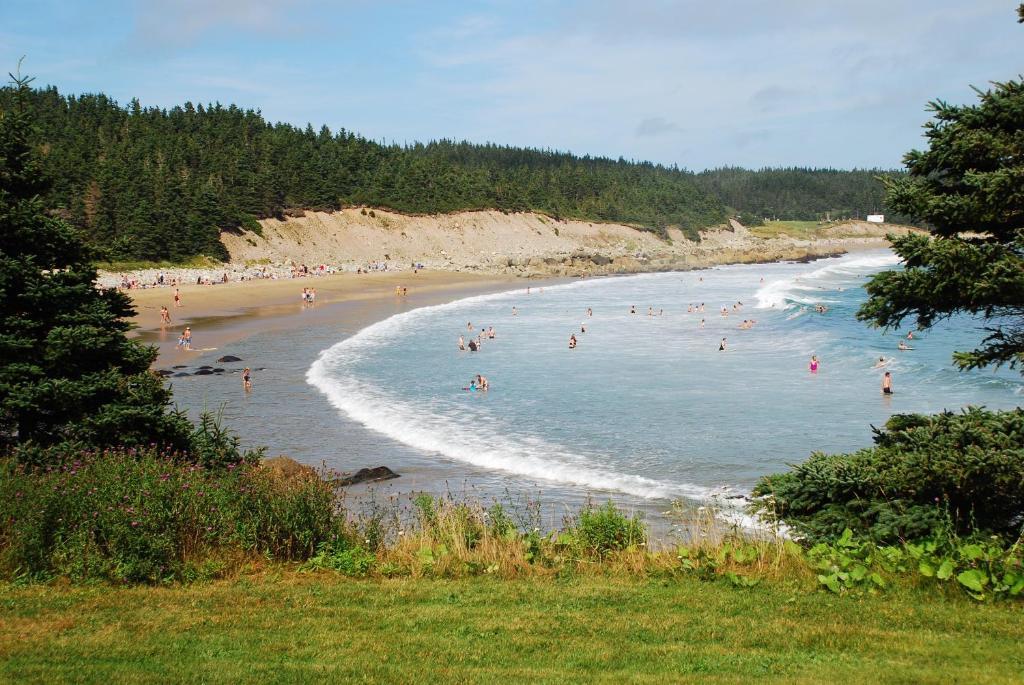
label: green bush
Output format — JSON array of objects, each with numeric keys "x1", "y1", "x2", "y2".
[
  {"x1": 0, "y1": 448, "x2": 341, "y2": 583},
  {"x1": 564, "y1": 501, "x2": 646, "y2": 558},
  {"x1": 752, "y1": 408, "x2": 1024, "y2": 544}
]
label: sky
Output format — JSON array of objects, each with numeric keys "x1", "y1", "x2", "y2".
[{"x1": 1, "y1": 0, "x2": 1021, "y2": 170}]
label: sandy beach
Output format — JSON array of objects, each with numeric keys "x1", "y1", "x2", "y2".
[{"x1": 129, "y1": 270, "x2": 531, "y2": 368}]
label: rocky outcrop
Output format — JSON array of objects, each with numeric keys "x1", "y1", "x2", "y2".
[{"x1": 333, "y1": 466, "x2": 400, "y2": 487}]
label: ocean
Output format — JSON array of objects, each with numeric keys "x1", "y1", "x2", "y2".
[{"x1": 170, "y1": 249, "x2": 1023, "y2": 524}]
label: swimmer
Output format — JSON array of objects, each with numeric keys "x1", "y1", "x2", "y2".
[
  {"x1": 907, "y1": 331, "x2": 914, "y2": 340},
  {"x1": 468, "y1": 339, "x2": 478, "y2": 352},
  {"x1": 699, "y1": 319, "x2": 705, "y2": 329},
  {"x1": 898, "y1": 341, "x2": 913, "y2": 351},
  {"x1": 581, "y1": 324, "x2": 586, "y2": 333},
  {"x1": 488, "y1": 326, "x2": 496, "y2": 339},
  {"x1": 630, "y1": 305, "x2": 636, "y2": 314},
  {"x1": 512, "y1": 306, "x2": 518, "y2": 316},
  {"x1": 687, "y1": 304, "x2": 694, "y2": 313},
  {"x1": 467, "y1": 321, "x2": 473, "y2": 331},
  {"x1": 468, "y1": 380, "x2": 477, "y2": 392},
  {"x1": 569, "y1": 333, "x2": 577, "y2": 349},
  {"x1": 648, "y1": 307, "x2": 653, "y2": 317},
  {"x1": 458, "y1": 335, "x2": 465, "y2": 351},
  {"x1": 587, "y1": 307, "x2": 593, "y2": 317},
  {"x1": 809, "y1": 355, "x2": 819, "y2": 372},
  {"x1": 873, "y1": 356, "x2": 888, "y2": 369},
  {"x1": 882, "y1": 371, "x2": 893, "y2": 395},
  {"x1": 719, "y1": 337, "x2": 727, "y2": 351}
]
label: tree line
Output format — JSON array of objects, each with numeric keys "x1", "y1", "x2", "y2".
[
  {"x1": 693, "y1": 166, "x2": 910, "y2": 226},
  {"x1": 2, "y1": 85, "x2": 906, "y2": 262}
]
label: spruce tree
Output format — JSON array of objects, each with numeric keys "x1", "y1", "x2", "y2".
[{"x1": 0, "y1": 72, "x2": 192, "y2": 453}]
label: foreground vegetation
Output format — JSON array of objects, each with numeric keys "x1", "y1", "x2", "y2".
[{"x1": 3, "y1": 571, "x2": 1023, "y2": 684}]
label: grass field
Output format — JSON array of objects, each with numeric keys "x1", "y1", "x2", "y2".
[
  {"x1": 3, "y1": 573, "x2": 1022, "y2": 684},
  {"x1": 748, "y1": 220, "x2": 831, "y2": 240}
]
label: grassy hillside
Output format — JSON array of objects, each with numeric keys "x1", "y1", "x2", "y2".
[{"x1": 3, "y1": 573, "x2": 1021, "y2": 683}]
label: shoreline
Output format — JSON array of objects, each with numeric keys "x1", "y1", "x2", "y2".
[{"x1": 129, "y1": 235, "x2": 896, "y2": 369}]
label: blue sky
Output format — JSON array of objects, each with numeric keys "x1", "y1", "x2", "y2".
[{"x1": 2, "y1": 0, "x2": 1021, "y2": 170}]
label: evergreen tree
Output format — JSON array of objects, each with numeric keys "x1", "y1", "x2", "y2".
[
  {"x1": 0, "y1": 73, "x2": 192, "y2": 453},
  {"x1": 857, "y1": 76, "x2": 1024, "y2": 371}
]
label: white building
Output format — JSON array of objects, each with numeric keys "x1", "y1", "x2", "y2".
[{"x1": 866, "y1": 214, "x2": 885, "y2": 223}]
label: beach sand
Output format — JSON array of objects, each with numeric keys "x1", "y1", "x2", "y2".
[{"x1": 129, "y1": 271, "x2": 527, "y2": 368}]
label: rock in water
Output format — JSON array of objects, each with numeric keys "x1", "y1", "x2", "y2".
[
  {"x1": 155, "y1": 369, "x2": 174, "y2": 377},
  {"x1": 172, "y1": 372, "x2": 191, "y2": 377},
  {"x1": 334, "y1": 466, "x2": 400, "y2": 487},
  {"x1": 172, "y1": 365, "x2": 188, "y2": 369},
  {"x1": 193, "y1": 368, "x2": 215, "y2": 375},
  {"x1": 217, "y1": 355, "x2": 243, "y2": 363}
]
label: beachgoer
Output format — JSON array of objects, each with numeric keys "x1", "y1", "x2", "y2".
[
  {"x1": 907, "y1": 331, "x2": 914, "y2": 340},
  {"x1": 467, "y1": 321, "x2": 473, "y2": 331},
  {"x1": 160, "y1": 306, "x2": 171, "y2": 325},
  {"x1": 882, "y1": 372, "x2": 893, "y2": 395},
  {"x1": 468, "y1": 339, "x2": 478, "y2": 352},
  {"x1": 630, "y1": 306, "x2": 636, "y2": 314},
  {"x1": 242, "y1": 368, "x2": 252, "y2": 391},
  {"x1": 458, "y1": 336, "x2": 465, "y2": 351},
  {"x1": 873, "y1": 357, "x2": 887, "y2": 369},
  {"x1": 587, "y1": 308, "x2": 592, "y2": 317},
  {"x1": 581, "y1": 324, "x2": 586, "y2": 333},
  {"x1": 898, "y1": 341, "x2": 913, "y2": 351},
  {"x1": 719, "y1": 337, "x2": 726, "y2": 351},
  {"x1": 183, "y1": 327, "x2": 192, "y2": 350},
  {"x1": 569, "y1": 334, "x2": 577, "y2": 349},
  {"x1": 469, "y1": 380, "x2": 477, "y2": 392},
  {"x1": 809, "y1": 355, "x2": 819, "y2": 372},
  {"x1": 699, "y1": 319, "x2": 705, "y2": 329},
  {"x1": 512, "y1": 306, "x2": 518, "y2": 316},
  {"x1": 174, "y1": 288, "x2": 181, "y2": 307},
  {"x1": 488, "y1": 327, "x2": 495, "y2": 339}
]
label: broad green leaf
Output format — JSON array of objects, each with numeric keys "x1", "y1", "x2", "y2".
[
  {"x1": 918, "y1": 561, "x2": 935, "y2": 578},
  {"x1": 956, "y1": 569, "x2": 988, "y2": 593},
  {"x1": 936, "y1": 559, "x2": 955, "y2": 580}
]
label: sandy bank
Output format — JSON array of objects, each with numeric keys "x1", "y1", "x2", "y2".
[{"x1": 222, "y1": 210, "x2": 918, "y2": 277}]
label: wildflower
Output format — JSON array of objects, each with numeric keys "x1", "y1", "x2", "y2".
[{"x1": 131, "y1": 521, "x2": 140, "y2": 527}]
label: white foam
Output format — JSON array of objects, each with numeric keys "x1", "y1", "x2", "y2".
[
  {"x1": 754, "y1": 252, "x2": 900, "y2": 309},
  {"x1": 305, "y1": 278, "x2": 765, "y2": 527}
]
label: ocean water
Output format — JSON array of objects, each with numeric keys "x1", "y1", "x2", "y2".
[{"x1": 171, "y1": 250, "x2": 1022, "y2": 522}]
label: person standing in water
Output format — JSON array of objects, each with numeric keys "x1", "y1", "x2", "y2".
[
  {"x1": 719, "y1": 338, "x2": 727, "y2": 351},
  {"x1": 882, "y1": 372, "x2": 893, "y2": 395},
  {"x1": 569, "y1": 334, "x2": 577, "y2": 349},
  {"x1": 242, "y1": 368, "x2": 252, "y2": 392},
  {"x1": 809, "y1": 355, "x2": 819, "y2": 372},
  {"x1": 458, "y1": 335, "x2": 465, "y2": 351}
]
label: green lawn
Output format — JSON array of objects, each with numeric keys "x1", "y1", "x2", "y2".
[
  {"x1": 2, "y1": 574, "x2": 1022, "y2": 683},
  {"x1": 748, "y1": 220, "x2": 831, "y2": 240}
]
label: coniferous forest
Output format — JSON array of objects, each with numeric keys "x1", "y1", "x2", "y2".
[{"x1": 3, "y1": 85, "x2": 902, "y2": 262}]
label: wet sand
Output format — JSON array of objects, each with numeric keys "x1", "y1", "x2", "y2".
[{"x1": 127, "y1": 271, "x2": 528, "y2": 368}]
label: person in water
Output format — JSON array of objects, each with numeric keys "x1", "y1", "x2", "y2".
[
  {"x1": 569, "y1": 334, "x2": 577, "y2": 349},
  {"x1": 907, "y1": 331, "x2": 914, "y2": 340},
  {"x1": 809, "y1": 355, "x2": 819, "y2": 372},
  {"x1": 719, "y1": 337, "x2": 727, "y2": 351},
  {"x1": 458, "y1": 335, "x2": 465, "y2": 351},
  {"x1": 873, "y1": 356, "x2": 888, "y2": 368},
  {"x1": 630, "y1": 305, "x2": 636, "y2": 314},
  {"x1": 242, "y1": 367, "x2": 252, "y2": 391},
  {"x1": 882, "y1": 371, "x2": 893, "y2": 395},
  {"x1": 468, "y1": 338, "x2": 478, "y2": 352},
  {"x1": 898, "y1": 340, "x2": 913, "y2": 351},
  {"x1": 586, "y1": 307, "x2": 593, "y2": 317}
]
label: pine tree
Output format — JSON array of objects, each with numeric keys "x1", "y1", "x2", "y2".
[{"x1": 0, "y1": 72, "x2": 192, "y2": 454}]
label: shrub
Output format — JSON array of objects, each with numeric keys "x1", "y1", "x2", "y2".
[
  {"x1": 752, "y1": 408, "x2": 1024, "y2": 544},
  {"x1": 564, "y1": 501, "x2": 646, "y2": 558},
  {"x1": 0, "y1": 448, "x2": 341, "y2": 583}
]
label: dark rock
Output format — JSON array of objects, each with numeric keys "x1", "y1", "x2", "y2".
[
  {"x1": 333, "y1": 466, "x2": 400, "y2": 487},
  {"x1": 197, "y1": 365, "x2": 214, "y2": 370},
  {"x1": 172, "y1": 365, "x2": 188, "y2": 369},
  {"x1": 155, "y1": 369, "x2": 174, "y2": 377},
  {"x1": 173, "y1": 372, "x2": 191, "y2": 377},
  {"x1": 213, "y1": 368, "x2": 226, "y2": 373},
  {"x1": 217, "y1": 355, "x2": 243, "y2": 363},
  {"x1": 193, "y1": 369, "x2": 215, "y2": 375}
]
